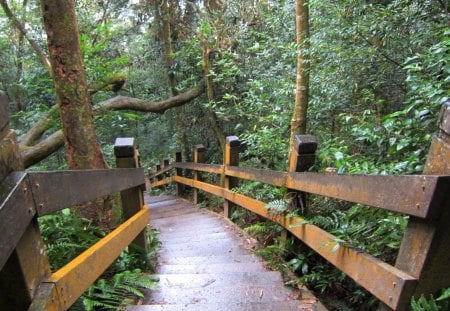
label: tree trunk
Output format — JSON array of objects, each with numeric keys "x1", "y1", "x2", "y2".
[
  {"x1": 161, "y1": 0, "x2": 189, "y2": 160},
  {"x1": 289, "y1": 0, "x2": 310, "y2": 163},
  {"x1": 40, "y1": 0, "x2": 106, "y2": 170},
  {"x1": 200, "y1": 36, "x2": 226, "y2": 152}
]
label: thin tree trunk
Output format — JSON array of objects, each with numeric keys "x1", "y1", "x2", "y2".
[
  {"x1": 40, "y1": 0, "x2": 106, "y2": 170},
  {"x1": 200, "y1": 36, "x2": 226, "y2": 152},
  {"x1": 289, "y1": 0, "x2": 310, "y2": 153}
]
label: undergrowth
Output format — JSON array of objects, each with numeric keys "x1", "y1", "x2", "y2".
[{"x1": 39, "y1": 209, "x2": 160, "y2": 310}]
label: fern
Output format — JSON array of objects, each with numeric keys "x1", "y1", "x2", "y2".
[
  {"x1": 265, "y1": 199, "x2": 288, "y2": 215},
  {"x1": 80, "y1": 269, "x2": 158, "y2": 311}
]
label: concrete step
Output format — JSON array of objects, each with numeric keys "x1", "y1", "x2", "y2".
[
  {"x1": 157, "y1": 254, "x2": 262, "y2": 265},
  {"x1": 152, "y1": 271, "x2": 284, "y2": 289},
  {"x1": 144, "y1": 284, "x2": 302, "y2": 305},
  {"x1": 156, "y1": 262, "x2": 267, "y2": 274},
  {"x1": 127, "y1": 300, "x2": 320, "y2": 311}
]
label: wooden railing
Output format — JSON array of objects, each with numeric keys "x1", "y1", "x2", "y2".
[
  {"x1": 0, "y1": 136, "x2": 149, "y2": 310},
  {"x1": 148, "y1": 104, "x2": 450, "y2": 310}
]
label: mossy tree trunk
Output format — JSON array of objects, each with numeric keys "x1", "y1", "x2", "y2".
[
  {"x1": 40, "y1": 0, "x2": 114, "y2": 227},
  {"x1": 289, "y1": 0, "x2": 310, "y2": 141},
  {"x1": 40, "y1": 0, "x2": 106, "y2": 170}
]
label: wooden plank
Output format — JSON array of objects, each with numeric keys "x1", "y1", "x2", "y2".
[
  {"x1": 0, "y1": 91, "x2": 9, "y2": 138},
  {"x1": 148, "y1": 164, "x2": 174, "y2": 179},
  {"x1": 286, "y1": 173, "x2": 449, "y2": 219},
  {"x1": 31, "y1": 207, "x2": 150, "y2": 311},
  {"x1": 149, "y1": 177, "x2": 173, "y2": 188},
  {"x1": 222, "y1": 166, "x2": 447, "y2": 219},
  {"x1": 0, "y1": 172, "x2": 35, "y2": 270},
  {"x1": 173, "y1": 176, "x2": 417, "y2": 309},
  {"x1": 174, "y1": 162, "x2": 223, "y2": 174},
  {"x1": 28, "y1": 168, "x2": 145, "y2": 215}
]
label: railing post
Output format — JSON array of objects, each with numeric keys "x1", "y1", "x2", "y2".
[
  {"x1": 155, "y1": 163, "x2": 162, "y2": 182},
  {"x1": 193, "y1": 145, "x2": 205, "y2": 205},
  {"x1": 174, "y1": 151, "x2": 184, "y2": 196},
  {"x1": 288, "y1": 135, "x2": 317, "y2": 215},
  {"x1": 280, "y1": 135, "x2": 317, "y2": 249},
  {"x1": 114, "y1": 137, "x2": 148, "y2": 253},
  {"x1": 0, "y1": 91, "x2": 51, "y2": 310},
  {"x1": 224, "y1": 136, "x2": 240, "y2": 219},
  {"x1": 390, "y1": 102, "x2": 450, "y2": 309}
]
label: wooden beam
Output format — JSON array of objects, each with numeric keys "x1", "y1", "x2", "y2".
[
  {"x1": 173, "y1": 162, "x2": 448, "y2": 218},
  {"x1": 27, "y1": 168, "x2": 145, "y2": 216},
  {"x1": 0, "y1": 172, "x2": 35, "y2": 270},
  {"x1": 29, "y1": 207, "x2": 150, "y2": 311}
]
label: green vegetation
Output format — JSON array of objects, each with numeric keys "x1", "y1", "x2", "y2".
[
  {"x1": 39, "y1": 210, "x2": 159, "y2": 310},
  {"x1": 1, "y1": 0, "x2": 449, "y2": 310}
]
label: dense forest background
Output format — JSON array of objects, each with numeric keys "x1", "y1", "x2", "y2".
[{"x1": 1, "y1": 0, "x2": 449, "y2": 309}]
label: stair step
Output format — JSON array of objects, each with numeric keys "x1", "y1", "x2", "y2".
[
  {"x1": 157, "y1": 262, "x2": 266, "y2": 274},
  {"x1": 127, "y1": 300, "x2": 321, "y2": 311},
  {"x1": 144, "y1": 284, "x2": 302, "y2": 305},
  {"x1": 152, "y1": 271, "x2": 283, "y2": 289},
  {"x1": 158, "y1": 254, "x2": 262, "y2": 265}
]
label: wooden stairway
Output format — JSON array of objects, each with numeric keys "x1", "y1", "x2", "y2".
[{"x1": 127, "y1": 195, "x2": 325, "y2": 311}]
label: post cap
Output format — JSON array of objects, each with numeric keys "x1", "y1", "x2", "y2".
[
  {"x1": 194, "y1": 144, "x2": 206, "y2": 152},
  {"x1": 114, "y1": 137, "x2": 136, "y2": 158},
  {"x1": 294, "y1": 135, "x2": 317, "y2": 154},
  {"x1": 226, "y1": 136, "x2": 240, "y2": 147}
]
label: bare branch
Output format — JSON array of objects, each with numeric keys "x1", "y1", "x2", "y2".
[{"x1": 98, "y1": 82, "x2": 205, "y2": 113}]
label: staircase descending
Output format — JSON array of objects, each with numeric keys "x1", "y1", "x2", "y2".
[{"x1": 127, "y1": 195, "x2": 325, "y2": 311}]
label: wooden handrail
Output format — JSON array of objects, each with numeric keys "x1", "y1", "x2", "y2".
[
  {"x1": 148, "y1": 119, "x2": 450, "y2": 310},
  {"x1": 0, "y1": 137, "x2": 149, "y2": 310},
  {"x1": 172, "y1": 162, "x2": 449, "y2": 219}
]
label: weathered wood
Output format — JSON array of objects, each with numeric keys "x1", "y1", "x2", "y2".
[
  {"x1": 289, "y1": 134, "x2": 317, "y2": 172},
  {"x1": 1, "y1": 95, "x2": 52, "y2": 310},
  {"x1": 194, "y1": 145, "x2": 205, "y2": 205},
  {"x1": 174, "y1": 151, "x2": 184, "y2": 196},
  {"x1": 151, "y1": 177, "x2": 173, "y2": 188},
  {"x1": 0, "y1": 91, "x2": 9, "y2": 139},
  {"x1": 173, "y1": 162, "x2": 447, "y2": 218},
  {"x1": 1, "y1": 220, "x2": 52, "y2": 310},
  {"x1": 224, "y1": 136, "x2": 240, "y2": 218},
  {"x1": 393, "y1": 102, "x2": 450, "y2": 309},
  {"x1": 0, "y1": 172, "x2": 35, "y2": 271},
  {"x1": 173, "y1": 175, "x2": 416, "y2": 309},
  {"x1": 29, "y1": 208, "x2": 150, "y2": 311},
  {"x1": 115, "y1": 137, "x2": 147, "y2": 252},
  {"x1": 113, "y1": 137, "x2": 136, "y2": 158},
  {"x1": 27, "y1": 168, "x2": 145, "y2": 216},
  {"x1": 174, "y1": 162, "x2": 223, "y2": 174}
]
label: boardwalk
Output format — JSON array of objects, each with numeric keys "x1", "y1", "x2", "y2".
[{"x1": 127, "y1": 195, "x2": 325, "y2": 311}]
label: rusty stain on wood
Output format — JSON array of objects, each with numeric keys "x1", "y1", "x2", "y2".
[{"x1": 31, "y1": 207, "x2": 149, "y2": 310}]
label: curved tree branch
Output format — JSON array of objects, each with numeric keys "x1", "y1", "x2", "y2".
[
  {"x1": 98, "y1": 82, "x2": 205, "y2": 113},
  {"x1": 20, "y1": 130, "x2": 64, "y2": 168},
  {"x1": 19, "y1": 81, "x2": 205, "y2": 167}
]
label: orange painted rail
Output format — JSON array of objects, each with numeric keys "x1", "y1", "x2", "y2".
[{"x1": 149, "y1": 105, "x2": 450, "y2": 311}]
